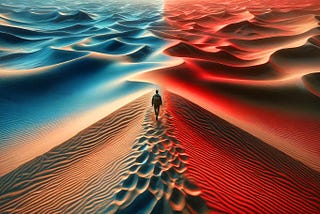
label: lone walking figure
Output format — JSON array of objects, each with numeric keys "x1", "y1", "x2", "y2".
[{"x1": 152, "y1": 89, "x2": 162, "y2": 120}]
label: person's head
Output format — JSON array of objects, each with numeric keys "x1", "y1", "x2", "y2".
[{"x1": 156, "y1": 89, "x2": 159, "y2": 94}]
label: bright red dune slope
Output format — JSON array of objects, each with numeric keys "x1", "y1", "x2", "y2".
[{"x1": 166, "y1": 91, "x2": 320, "y2": 213}]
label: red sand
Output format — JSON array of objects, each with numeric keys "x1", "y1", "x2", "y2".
[
  {"x1": 166, "y1": 91, "x2": 320, "y2": 213},
  {"x1": 140, "y1": 0, "x2": 320, "y2": 172}
]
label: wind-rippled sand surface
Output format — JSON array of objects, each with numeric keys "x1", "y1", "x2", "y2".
[{"x1": 1, "y1": 0, "x2": 320, "y2": 213}]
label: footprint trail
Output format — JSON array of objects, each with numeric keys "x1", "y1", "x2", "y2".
[{"x1": 107, "y1": 107, "x2": 208, "y2": 214}]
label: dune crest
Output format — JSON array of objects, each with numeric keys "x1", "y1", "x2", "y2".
[
  {"x1": 0, "y1": 92, "x2": 209, "y2": 213},
  {"x1": 0, "y1": 94, "x2": 149, "y2": 213},
  {"x1": 107, "y1": 105, "x2": 208, "y2": 213}
]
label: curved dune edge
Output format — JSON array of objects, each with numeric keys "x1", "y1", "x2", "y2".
[
  {"x1": 0, "y1": 89, "x2": 151, "y2": 176},
  {"x1": 302, "y1": 72, "x2": 320, "y2": 98},
  {"x1": 0, "y1": 93, "x2": 150, "y2": 213},
  {"x1": 166, "y1": 91, "x2": 320, "y2": 213}
]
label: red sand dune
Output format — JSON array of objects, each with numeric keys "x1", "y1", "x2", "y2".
[
  {"x1": 137, "y1": 1, "x2": 320, "y2": 211},
  {"x1": 166, "y1": 91, "x2": 320, "y2": 213},
  {"x1": 140, "y1": 0, "x2": 320, "y2": 173},
  {"x1": 137, "y1": 60, "x2": 320, "y2": 172}
]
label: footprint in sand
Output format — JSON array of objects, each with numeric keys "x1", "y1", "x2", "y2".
[{"x1": 106, "y1": 108, "x2": 208, "y2": 214}]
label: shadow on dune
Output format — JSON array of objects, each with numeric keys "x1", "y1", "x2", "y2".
[{"x1": 0, "y1": 93, "x2": 150, "y2": 213}]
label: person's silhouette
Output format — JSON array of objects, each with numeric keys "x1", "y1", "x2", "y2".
[{"x1": 152, "y1": 90, "x2": 162, "y2": 120}]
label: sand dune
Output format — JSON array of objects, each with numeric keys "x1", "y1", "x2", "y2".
[
  {"x1": 139, "y1": 0, "x2": 320, "y2": 173},
  {"x1": 166, "y1": 91, "x2": 320, "y2": 213},
  {"x1": 0, "y1": 94, "x2": 149, "y2": 213},
  {"x1": 1, "y1": 0, "x2": 320, "y2": 213},
  {"x1": 270, "y1": 43, "x2": 320, "y2": 74},
  {"x1": 0, "y1": 0, "x2": 176, "y2": 170},
  {"x1": 0, "y1": 92, "x2": 208, "y2": 213},
  {"x1": 303, "y1": 73, "x2": 320, "y2": 98},
  {"x1": 0, "y1": 47, "x2": 88, "y2": 69},
  {"x1": 157, "y1": 0, "x2": 320, "y2": 70},
  {"x1": 1, "y1": 91, "x2": 319, "y2": 213},
  {"x1": 137, "y1": 61, "x2": 320, "y2": 172}
]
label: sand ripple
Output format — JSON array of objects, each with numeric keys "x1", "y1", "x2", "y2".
[
  {"x1": 106, "y1": 106, "x2": 207, "y2": 213},
  {"x1": 0, "y1": 93, "x2": 209, "y2": 213},
  {"x1": 0, "y1": 94, "x2": 149, "y2": 213},
  {"x1": 167, "y1": 91, "x2": 320, "y2": 213}
]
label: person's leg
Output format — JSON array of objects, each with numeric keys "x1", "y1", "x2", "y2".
[
  {"x1": 154, "y1": 105, "x2": 159, "y2": 120},
  {"x1": 157, "y1": 106, "x2": 160, "y2": 116},
  {"x1": 154, "y1": 105, "x2": 157, "y2": 116},
  {"x1": 156, "y1": 106, "x2": 160, "y2": 120}
]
